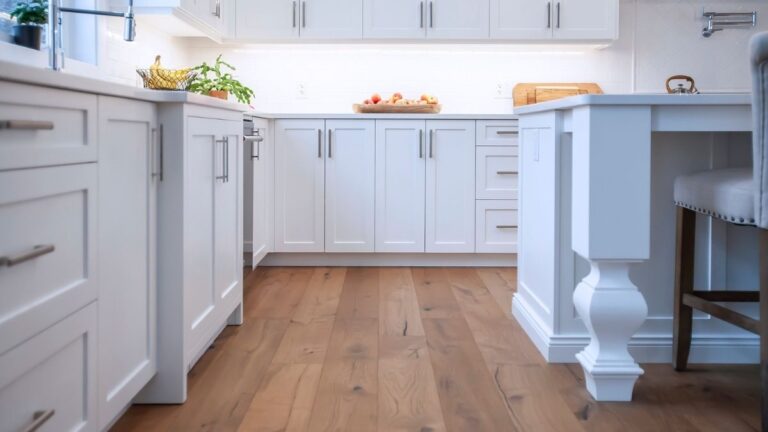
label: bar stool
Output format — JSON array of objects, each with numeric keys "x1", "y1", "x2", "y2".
[{"x1": 672, "y1": 31, "x2": 768, "y2": 429}]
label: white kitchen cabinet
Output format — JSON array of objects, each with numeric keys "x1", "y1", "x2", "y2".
[
  {"x1": 325, "y1": 120, "x2": 375, "y2": 252},
  {"x1": 490, "y1": 0, "x2": 551, "y2": 40},
  {"x1": 140, "y1": 105, "x2": 243, "y2": 404},
  {"x1": 274, "y1": 119, "x2": 326, "y2": 252},
  {"x1": 476, "y1": 145, "x2": 518, "y2": 200},
  {"x1": 426, "y1": 120, "x2": 476, "y2": 253},
  {"x1": 301, "y1": 0, "x2": 363, "y2": 39},
  {"x1": 97, "y1": 97, "x2": 158, "y2": 429},
  {"x1": 427, "y1": 0, "x2": 489, "y2": 39},
  {"x1": 236, "y1": 0, "x2": 298, "y2": 40},
  {"x1": 476, "y1": 200, "x2": 518, "y2": 253},
  {"x1": 123, "y1": 0, "x2": 228, "y2": 40},
  {"x1": 245, "y1": 119, "x2": 272, "y2": 267},
  {"x1": 375, "y1": 120, "x2": 426, "y2": 253},
  {"x1": 363, "y1": 0, "x2": 426, "y2": 39},
  {"x1": 552, "y1": 0, "x2": 618, "y2": 40}
]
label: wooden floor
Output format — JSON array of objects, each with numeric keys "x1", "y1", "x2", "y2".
[{"x1": 112, "y1": 267, "x2": 761, "y2": 432}]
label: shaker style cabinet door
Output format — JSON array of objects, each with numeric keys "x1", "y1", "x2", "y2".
[
  {"x1": 236, "y1": 0, "x2": 299, "y2": 40},
  {"x1": 552, "y1": 0, "x2": 618, "y2": 40},
  {"x1": 490, "y1": 0, "x2": 553, "y2": 39},
  {"x1": 375, "y1": 120, "x2": 427, "y2": 253},
  {"x1": 274, "y1": 120, "x2": 326, "y2": 252},
  {"x1": 426, "y1": 0, "x2": 489, "y2": 39},
  {"x1": 325, "y1": 120, "x2": 375, "y2": 252},
  {"x1": 97, "y1": 96, "x2": 158, "y2": 430},
  {"x1": 363, "y1": 0, "x2": 426, "y2": 39},
  {"x1": 300, "y1": 0, "x2": 363, "y2": 39},
  {"x1": 247, "y1": 123, "x2": 271, "y2": 266},
  {"x1": 425, "y1": 120, "x2": 476, "y2": 252}
]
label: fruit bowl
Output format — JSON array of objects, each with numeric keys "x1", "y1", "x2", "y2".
[
  {"x1": 353, "y1": 103, "x2": 442, "y2": 114},
  {"x1": 136, "y1": 68, "x2": 197, "y2": 91}
]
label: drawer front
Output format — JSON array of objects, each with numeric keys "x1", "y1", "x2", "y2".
[
  {"x1": 0, "y1": 164, "x2": 97, "y2": 354},
  {"x1": 0, "y1": 81, "x2": 97, "y2": 171},
  {"x1": 0, "y1": 302, "x2": 97, "y2": 432},
  {"x1": 476, "y1": 200, "x2": 518, "y2": 253},
  {"x1": 476, "y1": 120, "x2": 518, "y2": 147},
  {"x1": 476, "y1": 146, "x2": 518, "y2": 200}
]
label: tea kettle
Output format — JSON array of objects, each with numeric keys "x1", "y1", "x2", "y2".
[{"x1": 666, "y1": 75, "x2": 699, "y2": 94}]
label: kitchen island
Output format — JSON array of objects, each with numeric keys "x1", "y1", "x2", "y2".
[{"x1": 513, "y1": 94, "x2": 754, "y2": 402}]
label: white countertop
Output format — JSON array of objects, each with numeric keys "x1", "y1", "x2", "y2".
[
  {"x1": 513, "y1": 93, "x2": 752, "y2": 115},
  {"x1": 0, "y1": 60, "x2": 250, "y2": 112},
  {"x1": 247, "y1": 112, "x2": 518, "y2": 120}
]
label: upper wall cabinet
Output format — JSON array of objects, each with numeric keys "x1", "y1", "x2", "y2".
[
  {"x1": 491, "y1": 0, "x2": 617, "y2": 40},
  {"x1": 123, "y1": 0, "x2": 227, "y2": 40},
  {"x1": 237, "y1": 0, "x2": 362, "y2": 40},
  {"x1": 363, "y1": 0, "x2": 489, "y2": 40}
]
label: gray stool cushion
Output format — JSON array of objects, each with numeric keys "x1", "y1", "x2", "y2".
[{"x1": 673, "y1": 168, "x2": 756, "y2": 225}]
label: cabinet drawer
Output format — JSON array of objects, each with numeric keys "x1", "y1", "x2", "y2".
[
  {"x1": 0, "y1": 164, "x2": 97, "y2": 354},
  {"x1": 0, "y1": 81, "x2": 97, "y2": 171},
  {"x1": 476, "y1": 200, "x2": 518, "y2": 253},
  {"x1": 476, "y1": 146, "x2": 518, "y2": 200},
  {"x1": 0, "y1": 302, "x2": 97, "y2": 432},
  {"x1": 476, "y1": 120, "x2": 518, "y2": 146}
]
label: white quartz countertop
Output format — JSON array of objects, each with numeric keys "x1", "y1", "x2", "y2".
[
  {"x1": 514, "y1": 93, "x2": 752, "y2": 115},
  {"x1": 0, "y1": 60, "x2": 250, "y2": 112},
  {"x1": 248, "y1": 112, "x2": 518, "y2": 120}
]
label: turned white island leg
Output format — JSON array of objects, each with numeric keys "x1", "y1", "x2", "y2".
[{"x1": 573, "y1": 260, "x2": 647, "y2": 401}]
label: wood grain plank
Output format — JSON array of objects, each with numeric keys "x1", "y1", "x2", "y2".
[
  {"x1": 337, "y1": 267, "x2": 380, "y2": 319},
  {"x1": 246, "y1": 267, "x2": 313, "y2": 319},
  {"x1": 379, "y1": 268, "x2": 425, "y2": 338},
  {"x1": 412, "y1": 268, "x2": 463, "y2": 319},
  {"x1": 475, "y1": 267, "x2": 517, "y2": 318}
]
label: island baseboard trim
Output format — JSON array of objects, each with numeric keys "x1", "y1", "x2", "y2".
[{"x1": 258, "y1": 253, "x2": 517, "y2": 267}]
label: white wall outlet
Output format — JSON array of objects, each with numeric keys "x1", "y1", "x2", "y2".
[
  {"x1": 494, "y1": 82, "x2": 512, "y2": 99},
  {"x1": 296, "y1": 83, "x2": 308, "y2": 99}
]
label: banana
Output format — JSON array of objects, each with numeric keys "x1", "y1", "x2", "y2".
[{"x1": 147, "y1": 55, "x2": 192, "y2": 89}]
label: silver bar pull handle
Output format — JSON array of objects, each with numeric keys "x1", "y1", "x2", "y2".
[
  {"x1": 497, "y1": 171, "x2": 516, "y2": 175},
  {"x1": 302, "y1": 1, "x2": 306, "y2": 28},
  {"x1": 225, "y1": 137, "x2": 230, "y2": 182},
  {"x1": 151, "y1": 127, "x2": 158, "y2": 181},
  {"x1": 215, "y1": 137, "x2": 227, "y2": 182},
  {"x1": 20, "y1": 410, "x2": 55, "y2": 432},
  {"x1": 420, "y1": 2, "x2": 424, "y2": 29},
  {"x1": 0, "y1": 244, "x2": 55, "y2": 268},
  {"x1": 292, "y1": 1, "x2": 297, "y2": 28},
  {"x1": 429, "y1": 1, "x2": 434, "y2": 28},
  {"x1": 317, "y1": 129, "x2": 322, "y2": 158},
  {"x1": 0, "y1": 120, "x2": 54, "y2": 130},
  {"x1": 158, "y1": 124, "x2": 164, "y2": 182},
  {"x1": 429, "y1": 129, "x2": 435, "y2": 158},
  {"x1": 419, "y1": 129, "x2": 424, "y2": 158},
  {"x1": 496, "y1": 130, "x2": 519, "y2": 135},
  {"x1": 213, "y1": 0, "x2": 220, "y2": 17},
  {"x1": 547, "y1": 2, "x2": 551, "y2": 28},
  {"x1": 496, "y1": 225, "x2": 516, "y2": 229},
  {"x1": 556, "y1": 2, "x2": 561, "y2": 28},
  {"x1": 328, "y1": 129, "x2": 333, "y2": 158}
]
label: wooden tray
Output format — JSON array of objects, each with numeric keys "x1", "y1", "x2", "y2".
[
  {"x1": 353, "y1": 103, "x2": 442, "y2": 114},
  {"x1": 513, "y1": 83, "x2": 603, "y2": 107}
]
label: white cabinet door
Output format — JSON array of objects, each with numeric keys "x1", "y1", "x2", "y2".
[
  {"x1": 363, "y1": 0, "x2": 426, "y2": 39},
  {"x1": 274, "y1": 120, "x2": 326, "y2": 252},
  {"x1": 301, "y1": 0, "x2": 363, "y2": 39},
  {"x1": 97, "y1": 97, "x2": 157, "y2": 430},
  {"x1": 426, "y1": 0, "x2": 489, "y2": 39},
  {"x1": 236, "y1": 0, "x2": 298, "y2": 39},
  {"x1": 426, "y1": 120, "x2": 476, "y2": 252},
  {"x1": 325, "y1": 120, "x2": 375, "y2": 252},
  {"x1": 490, "y1": 0, "x2": 552, "y2": 39},
  {"x1": 553, "y1": 0, "x2": 617, "y2": 40},
  {"x1": 375, "y1": 120, "x2": 426, "y2": 253},
  {"x1": 247, "y1": 124, "x2": 271, "y2": 266}
]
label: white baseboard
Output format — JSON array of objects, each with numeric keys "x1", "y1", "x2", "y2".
[
  {"x1": 512, "y1": 294, "x2": 759, "y2": 364},
  {"x1": 260, "y1": 253, "x2": 517, "y2": 267}
]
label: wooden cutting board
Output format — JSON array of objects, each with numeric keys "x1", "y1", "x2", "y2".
[
  {"x1": 353, "y1": 103, "x2": 442, "y2": 114},
  {"x1": 513, "y1": 83, "x2": 603, "y2": 107}
]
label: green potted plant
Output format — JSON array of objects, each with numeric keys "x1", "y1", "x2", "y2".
[
  {"x1": 188, "y1": 55, "x2": 254, "y2": 104},
  {"x1": 10, "y1": 0, "x2": 48, "y2": 50}
]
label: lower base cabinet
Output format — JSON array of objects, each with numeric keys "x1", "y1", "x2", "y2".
[{"x1": 476, "y1": 200, "x2": 519, "y2": 253}]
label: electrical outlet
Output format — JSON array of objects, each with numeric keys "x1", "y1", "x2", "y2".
[
  {"x1": 296, "y1": 83, "x2": 307, "y2": 99},
  {"x1": 494, "y1": 82, "x2": 511, "y2": 99}
]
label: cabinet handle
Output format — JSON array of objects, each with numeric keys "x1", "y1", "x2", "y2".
[
  {"x1": 317, "y1": 129, "x2": 322, "y2": 158},
  {"x1": 328, "y1": 129, "x2": 333, "y2": 158},
  {"x1": 0, "y1": 120, "x2": 54, "y2": 130},
  {"x1": 302, "y1": 1, "x2": 306, "y2": 28},
  {"x1": 213, "y1": 0, "x2": 221, "y2": 17},
  {"x1": 556, "y1": 2, "x2": 561, "y2": 28},
  {"x1": 0, "y1": 244, "x2": 55, "y2": 268},
  {"x1": 496, "y1": 130, "x2": 518, "y2": 135},
  {"x1": 215, "y1": 137, "x2": 227, "y2": 182},
  {"x1": 245, "y1": 131, "x2": 263, "y2": 160},
  {"x1": 20, "y1": 410, "x2": 55, "y2": 432},
  {"x1": 225, "y1": 137, "x2": 230, "y2": 182},
  {"x1": 420, "y1": 2, "x2": 424, "y2": 28},
  {"x1": 151, "y1": 126, "x2": 164, "y2": 181},
  {"x1": 429, "y1": 1, "x2": 434, "y2": 28},
  {"x1": 496, "y1": 225, "x2": 516, "y2": 229},
  {"x1": 429, "y1": 129, "x2": 434, "y2": 158},
  {"x1": 158, "y1": 124, "x2": 164, "y2": 182},
  {"x1": 497, "y1": 171, "x2": 516, "y2": 175},
  {"x1": 292, "y1": 1, "x2": 297, "y2": 27},
  {"x1": 547, "y1": 2, "x2": 551, "y2": 28},
  {"x1": 419, "y1": 129, "x2": 424, "y2": 158}
]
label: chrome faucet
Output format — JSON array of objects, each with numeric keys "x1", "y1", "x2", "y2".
[{"x1": 49, "y1": 0, "x2": 135, "y2": 70}]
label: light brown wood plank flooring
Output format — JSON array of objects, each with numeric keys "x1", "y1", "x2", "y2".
[{"x1": 112, "y1": 267, "x2": 761, "y2": 432}]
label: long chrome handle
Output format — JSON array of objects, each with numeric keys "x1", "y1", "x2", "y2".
[
  {"x1": 225, "y1": 137, "x2": 230, "y2": 182},
  {"x1": 0, "y1": 244, "x2": 55, "y2": 268},
  {"x1": 419, "y1": 129, "x2": 424, "y2": 158},
  {"x1": 556, "y1": 2, "x2": 561, "y2": 28},
  {"x1": 245, "y1": 132, "x2": 263, "y2": 160},
  {"x1": 429, "y1": 129, "x2": 434, "y2": 158},
  {"x1": 302, "y1": 1, "x2": 306, "y2": 28},
  {"x1": 429, "y1": 1, "x2": 434, "y2": 28},
  {"x1": 215, "y1": 137, "x2": 227, "y2": 182},
  {"x1": 158, "y1": 124, "x2": 164, "y2": 182},
  {"x1": 496, "y1": 130, "x2": 519, "y2": 135},
  {"x1": 292, "y1": 1, "x2": 297, "y2": 27},
  {"x1": 420, "y1": 2, "x2": 424, "y2": 29},
  {"x1": 497, "y1": 171, "x2": 516, "y2": 175},
  {"x1": 547, "y1": 2, "x2": 551, "y2": 28},
  {"x1": 497, "y1": 225, "x2": 516, "y2": 229},
  {"x1": 213, "y1": 0, "x2": 220, "y2": 17},
  {"x1": 0, "y1": 120, "x2": 54, "y2": 130},
  {"x1": 20, "y1": 410, "x2": 55, "y2": 432},
  {"x1": 328, "y1": 129, "x2": 332, "y2": 158},
  {"x1": 317, "y1": 129, "x2": 322, "y2": 158},
  {"x1": 151, "y1": 127, "x2": 158, "y2": 181}
]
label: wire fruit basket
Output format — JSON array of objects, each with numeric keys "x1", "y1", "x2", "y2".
[{"x1": 136, "y1": 69, "x2": 197, "y2": 91}]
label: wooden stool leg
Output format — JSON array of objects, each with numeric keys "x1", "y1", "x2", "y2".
[
  {"x1": 673, "y1": 207, "x2": 696, "y2": 371},
  {"x1": 760, "y1": 229, "x2": 768, "y2": 432}
]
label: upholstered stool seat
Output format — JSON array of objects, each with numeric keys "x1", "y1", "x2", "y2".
[{"x1": 673, "y1": 167, "x2": 756, "y2": 225}]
